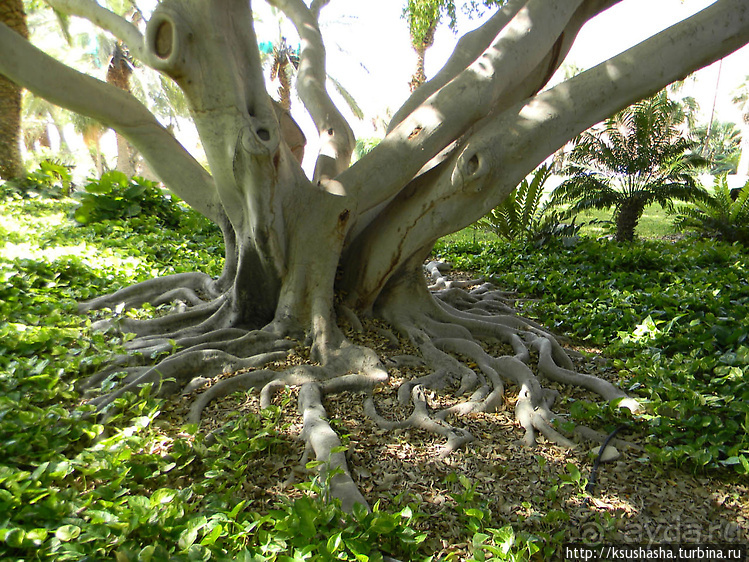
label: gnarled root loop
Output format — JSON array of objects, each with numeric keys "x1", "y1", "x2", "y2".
[{"x1": 79, "y1": 264, "x2": 639, "y2": 519}]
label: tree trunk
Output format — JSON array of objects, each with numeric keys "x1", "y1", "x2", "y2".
[
  {"x1": 107, "y1": 43, "x2": 136, "y2": 176},
  {"x1": 615, "y1": 199, "x2": 644, "y2": 242},
  {"x1": 0, "y1": 0, "x2": 27, "y2": 180},
  {"x1": 271, "y1": 47, "x2": 292, "y2": 111},
  {"x1": 409, "y1": 24, "x2": 435, "y2": 92},
  {"x1": 409, "y1": 44, "x2": 428, "y2": 92}
]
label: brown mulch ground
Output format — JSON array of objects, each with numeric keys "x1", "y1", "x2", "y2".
[{"x1": 160, "y1": 275, "x2": 749, "y2": 560}]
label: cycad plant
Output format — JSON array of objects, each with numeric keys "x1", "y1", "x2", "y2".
[
  {"x1": 477, "y1": 163, "x2": 560, "y2": 242},
  {"x1": 551, "y1": 91, "x2": 707, "y2": 241},
  {"x1": 673, "y1": 174, "x2": 749, "y2": 244}
]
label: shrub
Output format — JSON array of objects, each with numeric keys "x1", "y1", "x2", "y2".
[
  {"x1": 673, "y1": 173, "x2": 749, "y2": 244},
  {"x1": 0, "y1": 160, "x2": 73, "y2": 199},
  {"x1": 477, "y1": 164, "x2": 577, "y2": 244},
  {"x1": 550, "y1": 91, "x2": 707, "y2": 242},
  {"x1": 73, "y1": 171, "x2": 182, "y2": 228}
]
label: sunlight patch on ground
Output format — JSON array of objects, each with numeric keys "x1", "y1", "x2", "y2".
[
  {"x1": 0, "y1": 240, "x2": 145, "y2": 276},
  {"x1": 0, "y1": 210, "x2": 67, "y2": 234}
]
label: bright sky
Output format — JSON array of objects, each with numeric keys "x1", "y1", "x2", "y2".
[
  {"x1": 270, "y1": 0, "x2": 749, "y2": 144},
  {"x1": 35, "y1": 0, "x2": 749, "y2": 179}
]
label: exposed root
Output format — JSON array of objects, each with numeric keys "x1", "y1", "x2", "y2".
[
  {"x1": 79, "y1": 271, "x2": 221, "y2": 313},
  {"x1": 364, "y1": 385, "x2": 474, "y2": 458},
  {"x1": 425, "y1": 260, "x2": 483, "y2": 291},
  {"x1": 79, "y1": 261, "x2": 640, "y2": 521},
  {"x1": 299, "y1": 382, "x2": 369, "y2": 512},
  {"x1": 89, "y1": 348, "x2": 291, "y2": 412},
  {"x1": 90, "y1": 295, "x2": 228, "y2": 337}
]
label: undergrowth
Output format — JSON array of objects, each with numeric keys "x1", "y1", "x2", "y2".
[
  {"x1": 1, "y1": 183, "x2": 498, "y2": 561},
  {"x1": 433, "y1": 236, "x2": 749, "y2": 474},
  {"x1": 2, "y1": 172, "x2": 747, "y2": 560}
]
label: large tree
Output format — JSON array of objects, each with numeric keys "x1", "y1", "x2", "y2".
[
  {"x1": 1, "y1": 0, "x2": 748, "y2": 512},
  {"x1": 0, "y1": 0, "x2": 28, "y2": 179}
]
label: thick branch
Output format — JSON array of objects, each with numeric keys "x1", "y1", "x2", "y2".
[
  {"x1": 0, "y1": 22, "x2": 222, "y2": 223},
  {"x1": 387, "y1": 0, "x2": 527, "y2": 133},
  {"x1": 336, "y1": 0, "x2": 586, "y2": 213},
  {"x1": 44, "y1": 0, "x2": 151, "y2": 64},
  {"x1": 344, "y1": 0, "x2": 749, "y2": 304},
  {"x1": 351, "y1": 0, "x2": 617, "y2": 244},
  {"x1": 267, "y1": 0, "x2": 355, "y2": 185},
  {"x1": 389, "y1": 0, "x2": 621, "y2": 132}
]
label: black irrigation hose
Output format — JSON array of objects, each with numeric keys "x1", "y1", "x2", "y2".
[{"x1": 585, "y1": 424, "x2": 626, "y2": 495}]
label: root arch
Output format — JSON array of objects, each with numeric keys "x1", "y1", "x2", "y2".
[{"x1": 79, "y1": 258, "x2": 639, "y2": 514}]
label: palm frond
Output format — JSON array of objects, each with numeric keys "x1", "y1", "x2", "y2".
[
  {"x1": 519, "y1": 163, "x2": 551, "y2": 229},
  {"x1": 557, "y1": 89, "x2": 704, "y2": 239},
  {"x1": 477, "y1": 164, "x2": 553, "y2": 242},
  {"x1": 674, "y1": 174, "x2": 749, "y2": 243},
  {"x1": 328, "y1": 75, "x2": 364, "y2": 120}
]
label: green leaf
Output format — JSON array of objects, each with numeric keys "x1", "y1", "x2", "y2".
[
  {"x1": 26, "y1": 528, "x2": 48, "y2": 546},
  {"x1": 326, "y1": 531, "x2": 343, "y2": 554},
  {"x1": 493, "y1": 525, "x2": 515, "y2": 554},
  {"x1": 125, "y1": 203, "x2": 142, "y2": 217},
  {"x1": 565, "y1": 462, "x2": 582, "y2": 482},
  {"x1": 352, "y1": 502, "x2": 369, "y2": 523},
  {"x1": 124, "y1": 183, "x2": 147, "y2": 200},
  {"x1": 55, "y1": 525, "x2": 81, "y2": 542},
  {"x1": 200, "y1": 524, "x2": 222, "y2": 546},
  {"x1": 464, "y1": 508, "x2": 485, "y2": 520},
  {"x1": 228, "y1": 500, "x2": 247, "y2": 519},
  {"x1": 178, "y1": 527, "x2": 199, "y2": 550},
  {"x1": 150, "y1": 488, "x2": 177, "y2": 506},
  {"x1": 73, "y1": 205, "x2": 92, "y2": 224},
  {"x1": 370, "y1": 515, "x2": 398, "y2": 534},
  {"x1": 294, "y1": 497, "x2": 317, "y2": 538},
  {"x1": 84, "y1": 180, "x2": 110, "y2": 195},
  {"x1": 3, "y1": 528, "x2": 24, "y2": 548}
]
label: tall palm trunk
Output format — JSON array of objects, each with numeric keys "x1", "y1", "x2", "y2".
[
  {"x1": 0, "y1": 0, "x2": 28, "y2": 180},
  {"x1": 107, "y1": 43, "x2": 136, "y2": 176},
  {"x1": 271, "y1": 47, "x2": 292, "y2": 111},
  {"x1": 409, "y1": 24, "x2": 435, "y2": 92}
]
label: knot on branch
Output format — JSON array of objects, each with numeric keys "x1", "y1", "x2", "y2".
[
  {"x1": 238, "y1": 121, "x2": 280, "y2": 157},
  {"x1": 453, "y1": 149, "x2": 490, "y2": 192},
  {"x1": 145, "y1": 9, "x2": 187, "y2": 76}
]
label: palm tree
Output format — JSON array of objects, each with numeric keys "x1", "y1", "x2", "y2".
[
  {"x1": 106, "y1": 41, "x2": 136, "y2": 175},
  {"x1": 0, "y1": 0, "x2": 29, "y2": 180},
  {"x1": 404, "y1": 0, "x2": 453, "y2": 92},
  {"x1": 732, "y1": 76, "x2": 749, "y2": 176},
  {"x1": 694, "y1": 119, "x2": 742, "y2": 174},
  {"x1": 551, "y1": 91, "x2": 707, "y2": 242}
]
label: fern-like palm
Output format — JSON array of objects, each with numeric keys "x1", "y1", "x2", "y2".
[
  {"x1": 674, "y1": 174, "x2": 749, "y2": 244},
  {"x1": 552, "y1": 91, "x2": 707, "y2": 241},
  {"x1": 478, "y1": 163, "x2": 552, "y2": 242}
]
